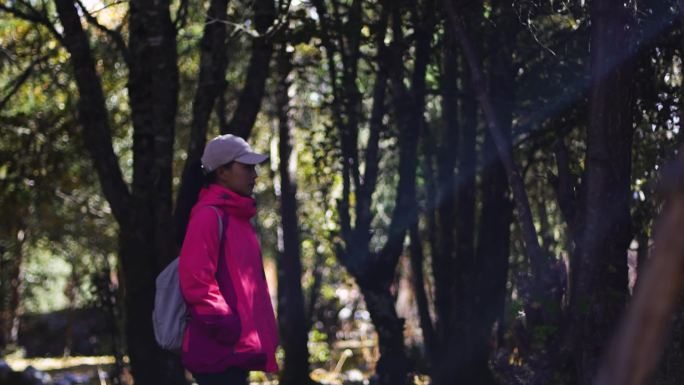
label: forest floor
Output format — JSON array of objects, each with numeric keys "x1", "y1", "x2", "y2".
[{"x1": 4, "y1": 355, "x2": 432, "y2": 385}]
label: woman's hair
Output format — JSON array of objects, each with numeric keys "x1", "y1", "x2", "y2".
[
  {"x1": 202, "y1": 168, "x2": 217, "y2": 186},
  {"x1": 202, "y1": 161, "x2": 234, "y2": 186}
]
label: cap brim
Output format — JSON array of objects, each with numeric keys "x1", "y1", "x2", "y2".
[{"x1": 235, "y1": 152, "x2": 269, "y2": 165}]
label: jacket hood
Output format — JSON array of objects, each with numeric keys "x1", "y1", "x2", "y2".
[{"x1": 192, "y1": 183, "x2": 257, "y2": 219}]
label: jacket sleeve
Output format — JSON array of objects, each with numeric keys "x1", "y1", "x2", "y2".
[{"x1": 179, "y1": 207, "x2": 240, "y2": 345}]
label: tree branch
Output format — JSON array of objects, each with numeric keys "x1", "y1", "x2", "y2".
[
  {"x1": 441, "y1": 0, "x2": 547, "y2": 283},
  {"x1": 174, "y1": 0, "x2": 230, "y2": 245},
  {"x1": 74, "y1": 0, "x2": 130, "y2": 65},
  {"x1": 54, "y1": 0, "x2": 131, "y2": 224},
  {"x1": 222, "y1": 0, "x2": 276, "y2": 138},
  {"x1": 173, "y1": 0, "x2": 190, "y2": 30},
  {"x1": 375, "y1": 0, "x2": 434, "y2": 280},
  {"x1": 311, "y1": 0, "x2": 353, "y2": 250},
  {"x1": 0, "y1": 53, "x2": 52, "y2": 111},
  {"x1": 0, "y1": 3, "x2": 63, "y2": 43},
  {"x1": 355, "y1": 2, "x2": 389, "y2": 244}
]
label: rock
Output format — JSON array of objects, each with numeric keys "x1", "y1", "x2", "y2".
[
  {"x1": 0, "y1": 359, "x2": 14, "y2": 382},
  {"x1": 343, "y1": 369, "x2": 368, "y2": 385},
  {"x1": 63, "y1": 372, "x2": 92, "y2": 384},
  {"x1": 20, "y1": 366, "x2": 51, "y2": 385}
]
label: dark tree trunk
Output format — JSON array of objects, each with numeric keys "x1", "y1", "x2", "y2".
[
  {"x1": 55, "y1": 0, "x2": 186, "y2": 382},
  {"x1": 275, "y1": 44, "x2": 312, "y2": 385},
  {"x1": 175, "y1": 0, "x2": 275, "y2": 243},
  {"x1": 431, "y1": 2, "x2": 515, "y2": 383},
  {"x1": 408, "y1": 224, "x2": 435, "y2": 362},
  {"x1": 356, "y1": 279, "x2": 409, "y2": 385},
  {"x1": 458, "y1": 39, "x2": 513, "y2": 383},
  {"x1": 221, "y1": 0, "x2": 276, "y2": 138},
  {"x1": 358, "y1": 4, "x2": 432, "y2": 384},
  {"x1": 174, "y1": 0, "x2": 230, "y2": 244},
  {"x1": 125, "y1": 0, "x2": 184, "y2": 383},
  {"x1": 442, "y1": 0, "x2": 548, "y2": 293},
  {"x1": 572, "y1": 0, "x2": 636, "y2": 383},
  {"x1": 431, "y1": 23, "x2": 471, "y2": 385},
  {"x1": 51, "y1": 0, "x2": 277, "y2": 383},
  {"x1": 454, "y1": 47, "x2": 477, "y2": 302},
  {"x1": 437, "y1": 48, "x2": 512, "y2": 385},
  {"x1": 0, "y1": 225, "x2": 26, "y2": 350},
  {"x1": 432, "y1": 21, "x2": 459, "y2": 353},
  {"x1": 53, "y1": 0, "x2": 131, "y2": 225},
  {"x1": 310, "y1": 1, "x2": 413, "y2": 384},
  {"x1": 465, "y1": 128, "x2": 512, "y2": 385}
]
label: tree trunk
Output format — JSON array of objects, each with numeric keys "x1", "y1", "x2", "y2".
[
  {"x1": 465, "y1": 127, "x2": 513, "y2": 385},
  {"x1": 357, "y1": 279, "x2": 409, "y2": 385},
  {"x1": 431, "y1": 3, "x2": 514, "y2": 384},
  {"x1": 0, "y1": 225, "x2": 26, "y2": 351},
  {"x1": 125, "y1": 0, "x2": 184, "y2": 381},
  {"x1": 221, "y1": 0, "x2": 276, "y2": 138},
  {"x1": 275, "y1": 44, "x2": 312, "y2": 385},
  {"x1": 572, "y1": 0, "x2": 636, "y2": 383},
  {"x1": 432, "y1": 21, "x2": 459, "y2": 353},
  {"x1": 174, "y1": 0, "x2": 230, "y2": 245},
  {"x1": 52, "y1": 0, "x2": 277, "y2": 383},
  {"x1": 175, "y1": 0, "x2": 275, "y2": 243},
  {"x1": 53, "y1": 0, "x2": 185, "y2": 382},
  {"x1": 441, "y1": 0, "x2": 548, "y2": 291},
  {"x1": 310, "y1": 1, "x2": 430, "y2": 383},
  {"x1": 460, "y1": 28, "x2": 514, "y2": 379},
  {"x1": 408, "y1": 224, "x2": 435, "y2": 363}
]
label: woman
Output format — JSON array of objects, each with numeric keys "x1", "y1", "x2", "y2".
[{"x1": 178, "y1": 134, "x2": 279, "y2": 385}]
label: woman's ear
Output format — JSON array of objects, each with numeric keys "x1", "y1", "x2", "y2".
[
  {"x1": 215, "y1": 164, "x2": 233, "y2": 183},
  {"x1": 215, "y1": 166, "x2": 226, "y2": 181}
]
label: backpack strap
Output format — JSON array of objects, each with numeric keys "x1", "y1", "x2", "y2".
[
  {"x1": 209, "y1": 206, "x2": 223, "y2": 261},
  {"x1": 207, "y1": 206, "x2": 224, "y2": 243}
]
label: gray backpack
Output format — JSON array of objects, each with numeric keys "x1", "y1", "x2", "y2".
[{"x1": 152, "y1": 206, "x2": 224, "y2": 352}]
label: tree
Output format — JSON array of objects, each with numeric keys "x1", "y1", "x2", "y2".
[
  {"x1": 310, "y1": 0, "x2": 434, "y2": 383},
  {"x1": 571, "y1": 1, "x2": 637, "y2": 383},
  {"x1": 1, "y1": 0, "x2": 278, "y2": 383},
  {"x1": 274, "y1": 40, "x2": 313, "y2": 385}
]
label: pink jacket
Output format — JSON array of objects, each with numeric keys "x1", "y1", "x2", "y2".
[{"x1": 179, "y1": 184, "x2": 279, "y2": 373}]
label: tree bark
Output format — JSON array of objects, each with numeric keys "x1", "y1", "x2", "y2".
[
  {"x1": 222, "y1": 0, "x2": 276, "y2": 138},
  {"x1": 441, "y1": 0, "x2": 548, "y2": 289},
  {"x1": 51, "y1": 0, "x2": 279, "y2": 383},
  {"x1": 572, "y1": 1, "x2": 636, "y2": 383},
  {"x1": 125, "y1": 0, "x2": 185, "y2": 382},
  {"x1": 53, "y1": 0, "x2": 131, "y2": 225},
  {"x1": 174, "y1": 0, "x2": 230, "y2": 245},
  {"x1": 0, "y1": 225, "x2": 26, "y2": 350},
  {"x1": 431, "y1": 22, "x2": 459, "y2": 349},
  {"x1": 311, "y1": 1, "x2": 430, "y2": 383},
  {"x1": 275, "y1": 43, "x2": 312, "y2": 385},
  {"x1": 354, "y1": 4, "x2": 433, "y2": 384},
  {"x1": 357, "y1": 279, "x2": 409, "y2": 385},
  {"x1": 55, "y1": 0, "x2": 186, "y2": 382},
  {"x1": 408, "y1": 223, "x2": 435, "y2": 362}
]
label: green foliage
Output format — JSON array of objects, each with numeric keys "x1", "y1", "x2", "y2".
[
  {"x1": 308, "y1": 329, "x2": 331, "y2": 366},
  {"x1": 22, "y1": 244, "x2": 71, "y2": 313}
]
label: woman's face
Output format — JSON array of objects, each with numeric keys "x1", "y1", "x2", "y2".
[{"x1": 216, "y1": 162, "x2": 258, "y2": 197}]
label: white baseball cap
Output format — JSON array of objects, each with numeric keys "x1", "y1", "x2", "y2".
[{"x1": 201, "y1": 134, "x2": 268, "y2": 172}]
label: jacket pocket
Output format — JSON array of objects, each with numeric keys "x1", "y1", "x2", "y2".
[{"x1": 191, "y1": 312, "x2": 241, "y2": 347}]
